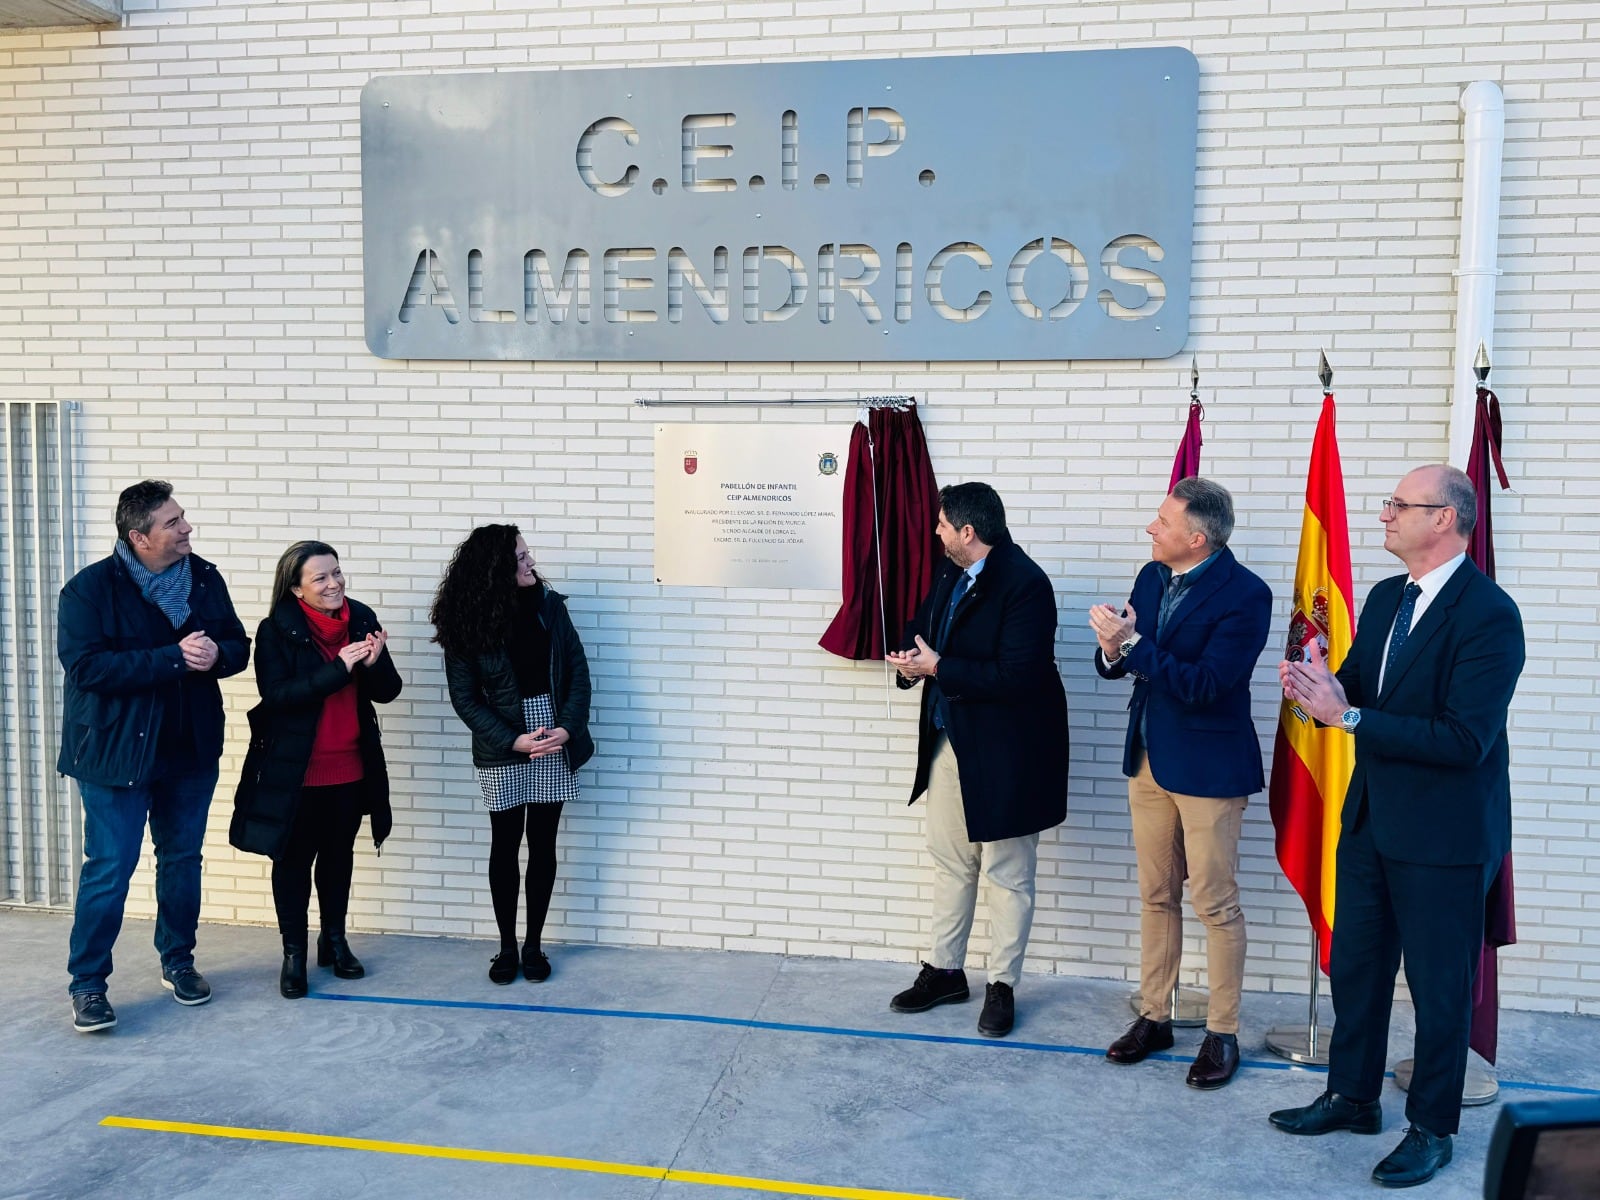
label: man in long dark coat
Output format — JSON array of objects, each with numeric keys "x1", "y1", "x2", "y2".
[{"x1": 885, "y1": 482, "x2": 1070, "y2": 1038}]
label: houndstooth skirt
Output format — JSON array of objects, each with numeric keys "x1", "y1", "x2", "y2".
[{"x1": 475, "y1": 694, "x2": 581, "y2": 811}]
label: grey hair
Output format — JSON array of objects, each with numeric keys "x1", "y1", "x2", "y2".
[
  {"x1": 1170, "y1": 476, "x2": 1235, "y2": 550},
  {"x1": 1429, "y1": 464, "x2": 1479, "y2": 540}
]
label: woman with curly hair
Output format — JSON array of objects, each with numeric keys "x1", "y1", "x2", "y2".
[{"x1": 431, "y1": 525, "x2": 594, "y2": 984}]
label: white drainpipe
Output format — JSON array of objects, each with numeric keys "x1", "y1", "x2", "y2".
[{"x1": 1448, "y1": 81, "x2": 1505, "y2": 467}]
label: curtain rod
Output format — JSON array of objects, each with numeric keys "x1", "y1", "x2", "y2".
[{"x1": 634, "y1": 394, "x2": 916, "y2": 409}]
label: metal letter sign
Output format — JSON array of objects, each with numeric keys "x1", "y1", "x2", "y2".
[{"x1": 362, "y1": 49, "x2": 1199, "y2": 362}]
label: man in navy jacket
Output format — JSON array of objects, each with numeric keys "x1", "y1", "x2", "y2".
[
  {"x1": 1090, "y1": 477, "x2": 1272, "y2": 1090},
  {"x1": 886, "y1": 483, "x2": 1071, "y2": 1039},
  {"x1": 58, "y1": 481, "x2": 249, "y2": 1032},
  {"x1": 1270, "y1": 465, "x2": 1525, "y2": 1189}
]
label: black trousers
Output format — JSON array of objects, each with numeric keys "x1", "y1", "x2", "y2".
[
  {"x1": 488, "y1": 802, "x2": 564, "y2": 952},
  {"x1": 271, "y1": 781, "x2": 364, "y2": 945},
  {"x1": 1326, "y1": 804, "x2": 1494, "y2": 1136}
]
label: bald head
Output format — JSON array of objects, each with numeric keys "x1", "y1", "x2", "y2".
[
  {"x1": 1382, "y1": 464, "x2": 1477, "y2": 575},
  {"x1": 1407, "y1": 465, "x2": 1478, "y2": 541}
]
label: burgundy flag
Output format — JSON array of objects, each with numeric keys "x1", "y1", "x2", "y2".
[
  {"x1": 1466, "y1": 381, "x2": 1515, "y2": 1065},
  {"x1": 1169, "y1": 400, "x2": 1203, "y2": 488}
]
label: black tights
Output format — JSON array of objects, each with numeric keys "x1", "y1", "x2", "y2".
[
  {"x1": 272, "y1": 782, "x2": 364, "y2": 945},
  {"x1": 488, "y1": 802, "x2": 564, "y2": 954}
]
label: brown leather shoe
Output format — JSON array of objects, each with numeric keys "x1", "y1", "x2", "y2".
[
  {"x1": 1105, "y1": 1016, "x2": 1175, "y2": 1064},
  {"x1": 1185, "y1": 1032, "x2": 1240, "y2": 1090}
]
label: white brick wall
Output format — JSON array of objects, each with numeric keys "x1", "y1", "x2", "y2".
[{"x1": 5, "y1": 0, "x2": 1597, "y2": 1016}]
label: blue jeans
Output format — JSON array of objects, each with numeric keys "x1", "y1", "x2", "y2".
[{"x1": 67, "y1": 768, "x2": 219, "y2": 996}]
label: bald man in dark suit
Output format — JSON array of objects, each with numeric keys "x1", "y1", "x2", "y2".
[{"x1": 1270, "y1": 464, "x2": 1525, "y2": 1189}]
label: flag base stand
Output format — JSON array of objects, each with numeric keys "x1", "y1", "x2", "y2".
[
  {"x1": 1267, "y1": 933, "x2": 1331, "y2": 1065},
  {"x1": 1265, "y1": 1025, "x2": 1331, "y2": 1066},
  {"x1": 1391, "y1": 1057, "x2": 1499, "y2": 1106},
  {"x1": 1128, "y1": 986, "x2": 1208, "y2": 1027}
]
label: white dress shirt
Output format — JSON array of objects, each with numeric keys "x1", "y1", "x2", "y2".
[{"x1": 1377, "y1": 551, "x2": 1467, "y2": 693}]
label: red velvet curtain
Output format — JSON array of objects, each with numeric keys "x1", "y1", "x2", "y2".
[
  {"x1": 1466, "y1": 383, "x2": 1515, "y2": 1065},
  {"x1": 820, "y1": 403, "x2": 940, "y2": 660}
]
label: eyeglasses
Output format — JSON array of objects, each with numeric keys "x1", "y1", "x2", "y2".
[{"x1": 1380, "y1": 498, "x2": 1449, "y2": 515}]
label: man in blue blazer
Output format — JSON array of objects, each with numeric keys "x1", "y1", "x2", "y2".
[
  {"x1": 1271, "y1": 464, "x2": 1525, "y2": 1189},
  {"x1": 1090, "y1": 477, "x2": 1272, "y2": 1090}
]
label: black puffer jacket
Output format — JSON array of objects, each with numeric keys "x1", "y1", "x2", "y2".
[
  {"x1": 230, "y1": 596, "x2": 403, "y2": 859},
  {"x1": 444, "y1": 585, "x2": 594, "y2": 771}
]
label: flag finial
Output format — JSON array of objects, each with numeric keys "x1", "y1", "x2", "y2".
[
  {"x1": 1318, "y1": 350, "x2": 1333, "y2": 394},
  {"x1": 1190, "y1": 357, "x2": 1200, "y2": 403},
  {"x1": 1475, "y1": 343, "x2": 1491, "y2": 384}
]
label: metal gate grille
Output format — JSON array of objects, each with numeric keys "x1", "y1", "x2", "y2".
[{"x1": 0, "y1": 400, "x2": 77, "y2": 907}]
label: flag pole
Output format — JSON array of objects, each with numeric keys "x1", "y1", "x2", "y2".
[
  {"x1": 1127, "y1": 358, "x2": 1211, "y2": 1029},
  {"x1": 1267, "y1": 933, "x2": 1330, "y2": 1065},
  {"x1": 1265, "y1": 351, "x2": 1344, "y2": 1066},
  {"x1": 863, "y1": 412, "x2": 894, "y2": 717},
  {"x1": 1267, "y1": 355, "x2": 1336, "y2": 1065},
  {"x1": 1392, "y1": 342, "x2": 1502, "y2": 1107}
]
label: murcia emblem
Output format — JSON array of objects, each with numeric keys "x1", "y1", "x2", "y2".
[
  {"x1": 683, "y1": 450, "x2": 698, "y2": 475},
  {"x1": 818, "y1": 451, "x2": 839, "y2": 476},
  {"x1": 1286, "y1": 585, "x2": 1332, "y2": 663},
  {"x1": 1284, "y1": 586, "x2": 1333, "y2": 725}
]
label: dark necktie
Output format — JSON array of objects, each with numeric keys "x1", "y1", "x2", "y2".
[
  {"x1": 1384, "y1": 582, "x2": 1423, "y2": 677},
  {"x1": 936, "y1": 572, "x2": 970, "y2": 651},
  {"x1": 1157, "y1": 571, "x2": 1188, "y2": 636}
]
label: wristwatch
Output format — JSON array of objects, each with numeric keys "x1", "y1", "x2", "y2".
[
  {"x1": 1339, "y1": 708, "x2": 1361, "y2": 732},
  {"x1": 1118, "y1": 633, "x2": 1141, "y2": 659}
]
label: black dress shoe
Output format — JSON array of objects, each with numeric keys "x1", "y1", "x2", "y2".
[
  {"x1": 71, "y1": 992, "x2": 117, "y2": 1033},
  {"x1": 1106, "y1": 1016, "x2": 1174, "y2": 1064},
  {"x1": 1185, "y1": 1033, "x2": 1240, "y2": 1090},
  {"x1": 976, "y1": 982, "x2": 1014, "y2": 1037},
  {"x1": 160, "y1": 965, "x2": 213, "y2": 1006},
  {"x1": 488, "y1": 951, "x2": 519, "y2": 985},
  {"x1": 280, "y1": 943, "x2": 308, "y2": 999},
  {"x1": 521, "y1": 947, "x2": 551, "y2": 982},
  {"x1": 1372, "y1": 1125, "x2": 1452, "y2": 1188},
  {"x1": 889, "y1": 963, "x2": 969, "y2": 1013},
  {"x1": 317, "y1": 932, "x2": 365, "y2": 979},
  {"x1": 1269, "y1": 1090, "x2": 1383, "y2": 1136}
]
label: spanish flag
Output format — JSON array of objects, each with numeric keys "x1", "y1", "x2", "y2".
[{"x1": 1268, "y1": 395, "x2": 1355, "y2": 973}]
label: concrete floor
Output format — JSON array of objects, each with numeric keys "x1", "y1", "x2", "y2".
[{"x1": 4, "y1": 908, "x2": 1598, "y2": 1200}]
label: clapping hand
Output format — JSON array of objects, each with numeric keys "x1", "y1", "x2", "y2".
[
  {"x1": 886, "y1": 635, "x2": 940, "y2": 680},
  {"x1": 1088, "y1": 603, "x2": 1136, "y2": 660},
  {"x1": 1280, "y1": 640, "x2": 1349, "y2": 724}
]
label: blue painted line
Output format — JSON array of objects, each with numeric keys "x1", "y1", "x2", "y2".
[
  {"x1": 1497, "y1": 1077, "x2": 1600, "y2": 1097},
  {"x1": 310, "y1": 992, "x2": 1600, "y2": 1098}
]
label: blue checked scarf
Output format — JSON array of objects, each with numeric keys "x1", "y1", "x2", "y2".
[{"x1": 114, "y1": 540, "x2": 192, "y2": 628}]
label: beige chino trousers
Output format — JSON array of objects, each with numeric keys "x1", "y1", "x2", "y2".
[
  {"x1": 1128, "y1": 759, "x2": 1247, "y2": 1034},
  {"x1": 925, "y1": 735, "x2": 1040, "y2": 988}
]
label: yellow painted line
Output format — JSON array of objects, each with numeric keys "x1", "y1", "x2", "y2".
[{"x1": 100, "y1": 1116, "x2": 960, "y2": 1200}]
